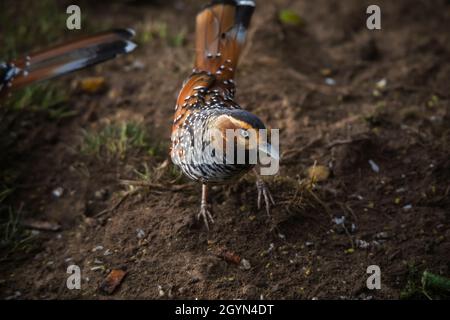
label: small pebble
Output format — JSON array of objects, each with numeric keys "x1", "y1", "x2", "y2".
[
  {"x1": 325, "y1": 78, "x2": 336, "y2": 86},
  {"x1": 125, "y1": 60, "x2": 145, "y2": 71},
  {"x1": 333, "y1": 216, "x2": 345, "y2": 225},
  {"x1": 52, "y1": 187, "x2": 64, "y2": 198},
  {"x1": 356, "y1": 239, "x2": 370, "y2": 249},
  {"x1": 136, "y1": 229, "x2": 145, "y2": 239},
  {"x1": 92, "y1": 245, "x2": 104, "y2": 252},
  {"x1": 368, "y1": 160, "x2": 380, "y2": 173},
  {"x1": 240, "y1": 259, "x2": 251, "y2": 270},
  {"x1": 375, "y1": 232, "x2": 389, "y2": 239},
  {"x1": 376, "y1": 78, "x2": 387, "y2": 89},
  {"x1": 403, "y1": 204, "x2": 413, "y2": 211},
  {"x1": 94, "y1": 189, "x2": 109, "y2": 201}
]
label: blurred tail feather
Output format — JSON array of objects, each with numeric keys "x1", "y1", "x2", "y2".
[
  {"x1": 2, "y1": 29, "x2": 136, "y2": 93},
  {"x1": 195, "y1": 0, "x2": 255, "y2": 80}
]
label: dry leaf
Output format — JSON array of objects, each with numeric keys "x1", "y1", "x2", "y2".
[
  {"x1": 22, "y1": 220, "x2": 61, "y2": 232},
  {"x1": 80, "y1": 77, "x2": 106, "y2": 93},
  {"x1": 307, "y1": 165, "x2": 330, "y2": 182},
  {"x1": 99, "y1": 269, "x2": 127, "y2": 294}
]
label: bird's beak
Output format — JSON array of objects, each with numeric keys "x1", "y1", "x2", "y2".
[{"x1": 258, "y1": 142, "x2": 279, "y2": 160}]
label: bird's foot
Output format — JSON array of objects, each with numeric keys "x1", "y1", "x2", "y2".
[
  {"x1": 197, "y1": 201, "x2": 214, "y2": 231},
  {"x1": 256, "y1": 178, "x2": 275, "y2": 217}
]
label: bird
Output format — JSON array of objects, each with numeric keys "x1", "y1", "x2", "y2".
[
  {"x1": 171, "y1": 0, "x2": 278, "y2": 230},
  {"x1": 0, "y1": 29, "x2": 137, "y2": 100}
]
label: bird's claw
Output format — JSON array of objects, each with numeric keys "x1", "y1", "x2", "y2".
[
  {"x1": 197, "y1": 202, "x2": 214, "y2": 230},
  {"x1": 256, "y1": 179, "x2": 275, "y2": 217}
]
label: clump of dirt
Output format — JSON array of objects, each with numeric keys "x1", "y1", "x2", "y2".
[{"x1": 0, "y1": 0, "x2": 449, "y2": 299}]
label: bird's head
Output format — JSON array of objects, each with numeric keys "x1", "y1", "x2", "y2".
[{"x1": 208, "y1": 109, "x2": 278, "y2": 161}]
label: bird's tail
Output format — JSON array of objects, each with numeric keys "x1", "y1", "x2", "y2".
[
  {"x1": 195, "y1": 0, "x2": 255, "y2": 80},
  {"x1": 1, "y1": 29, "x2": 136, "y2": 95}
]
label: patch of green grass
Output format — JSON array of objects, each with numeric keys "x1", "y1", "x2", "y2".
[
  {"x1": 0, "y1": 170, "x2": 19, "y2": 207},
  {"x1": 169, "y1": 29, "x2": 187, "y2": 47},
  {"x1": 166, "y1": 164, "x2": 184, "y2": 182},
  {"x1": 0, "y1": 203, "x2": 38, "y2": 258},
  {"x1": 3, "y1": 83, "x2": 73, "y2": 119},
  {"x1": 0, "y1": 207, "x2": 23, "y2": 249},
  {"x1": 137, "y1": 29, "x2": 154, "y2": 44},
  {"x1": 156, "y1": 22, "x2": 168, "y2": 40},
  {"x1": 0, "y1": 187, "x2": 14, "y2": 205},
  {"x1": 134, "y1": 163, "x2": 153, "y2": 181},
  {"x1": 136, "y1": 21, "x2": 186, "y2": 47},
  {"x1": 400, "y1": 265, "x2": 423, "y2": 299},
  {"x1": 364, "y1": 102, "x2": 389, "y2": 127},
  {"x1": 400, "y1": 265, "x2": 450, "y2": 300},
  {"x1": 278, "y1": 9, "x2": 304, "y2": 27},
  {"x1": 427, "y1": 94, "x2": 440, "y2": 108},
  {"x1": 0, "y1": 169, "x2": 21, "y2": 253},
  {"x1": 136, "y1": 22, "x2": 165, "y2": 45},
  {"x1": 81, "y1": 122, "x2": 157, "y2": 160},
  {"x1": 0, "y1": 1, "x2": 68, "y2": 59},
  {"x1": 134, "y1": 161, "x2": 184, "y2": 184}
]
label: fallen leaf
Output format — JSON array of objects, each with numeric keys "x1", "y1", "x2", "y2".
[
  {"x1": 80, "y1": 77, "x2": 106, "y2": 93},
  {"x1": 307, "y1": 165, "x2": 330, "y2": 182},
  {"x1": 278, "y1": 9, "x2": 303, "y2": 26},
  {"x1": 220, "y1": 251, "x2": 241, "y2": 265},
  {"x1": 320, "y1": 68, "x2": 333, "y2": 77},
  {"x1": 99, "y1": 269, "x2": 127, "y2": 294},
  {"x1": 214, "y1": 247, "x2": 241, "y2": 265}
]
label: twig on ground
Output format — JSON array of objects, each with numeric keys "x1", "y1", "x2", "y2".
[
  {"x1": 282, "y1": 134, "x2": 323, "y2": 160},
  {"x1": 94, "y1": 188, "x2": 139, "y2": 218},
  {"x1": 326, "y1": 137, "x2": 370, "y2": 149},
  {"x1": 307, "y1": 188, "x2": 332, "y2": 219},
  {"x1": 118, "y1": 180, "x2": 191, "y2": 191}
]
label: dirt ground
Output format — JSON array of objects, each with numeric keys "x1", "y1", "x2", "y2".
[{"x1": 0, "y1": 0, "x2": 449, "y2": 299}]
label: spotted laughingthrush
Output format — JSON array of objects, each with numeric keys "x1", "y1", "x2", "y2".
[{"x1": 171, "y1": 0, "x2": 279, "y2": 230}]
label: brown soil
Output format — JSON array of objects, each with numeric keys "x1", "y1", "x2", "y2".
[{"x1": 1, "y1": 0, "x2": 449, "y2": 299}]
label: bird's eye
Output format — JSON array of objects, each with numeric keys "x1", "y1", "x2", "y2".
[{"x1": 240, "y1": 129, "x2": 250, "y2": 139}]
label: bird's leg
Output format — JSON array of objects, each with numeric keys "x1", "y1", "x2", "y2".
[
  {"x1": 198, "y1": 184, "x2": 214, "y2": 230},
  {"x1": 254, "y1": 169, "x2": 275, "y2": 217}
]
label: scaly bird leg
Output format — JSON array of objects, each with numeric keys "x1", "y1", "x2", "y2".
[
  {"x1": 198, "y1": 184, "x2": 214, "y2": 230},
  {"x1": 254, "y1": 169, "x2": 275, "y2": 217}
]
